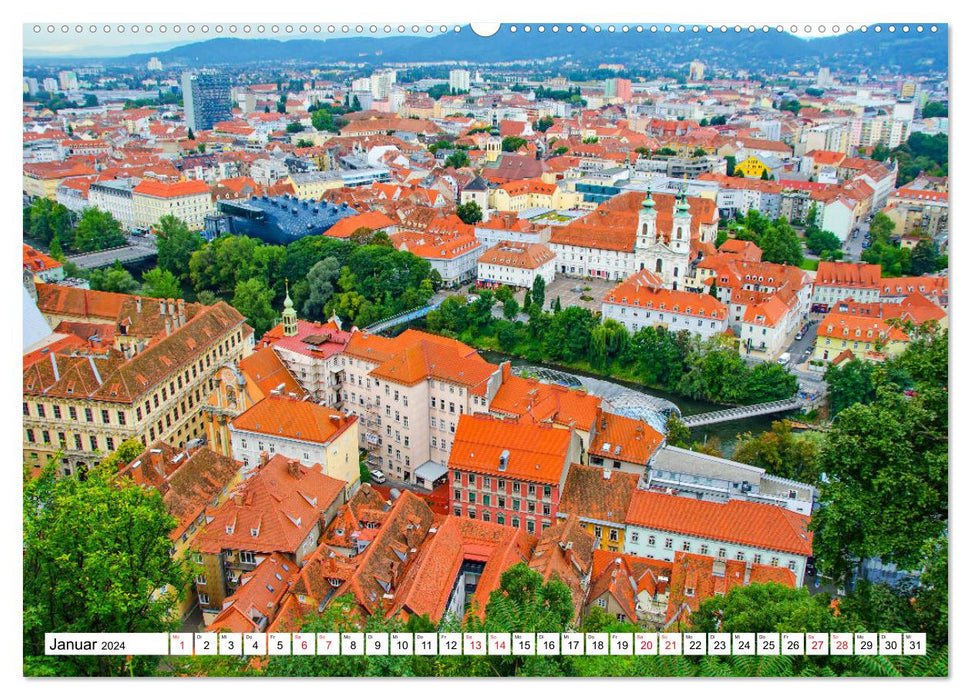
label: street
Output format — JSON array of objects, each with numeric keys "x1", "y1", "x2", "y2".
[{"x1": 842, "y1": 220, "x2": 870, "y2": 263}]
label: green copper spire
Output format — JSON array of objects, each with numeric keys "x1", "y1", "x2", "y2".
[{"x1": 642, "y1": 186, "x2": 655, "y2": 211}]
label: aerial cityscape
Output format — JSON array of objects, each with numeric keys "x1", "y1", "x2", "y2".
[{"x1": 21, "y1": 23, "x2": 949, "y2": 678}]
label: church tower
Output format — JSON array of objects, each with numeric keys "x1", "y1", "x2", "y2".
[
  {"x1": 282, "y1": 279, "x2": 298, "y2": 337},
  {"x1": 671, "y1": 189, "x2": 692, "y2": 256},
  {"x1": 636, "y1": 186, "x2": 658, "y2": 250}
]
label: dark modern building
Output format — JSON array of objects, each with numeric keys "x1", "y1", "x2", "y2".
[
  {"x1": 204, "y1": 194, "x2": 356, "y2": 245},
  {"x1": 182, "y1": 71, "x2": 232, "y2": 133}
]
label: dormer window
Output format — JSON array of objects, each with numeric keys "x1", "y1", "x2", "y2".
[
  {"x1": 250, "y1": 528, "x2": 259, "y2": 537},
  {"x1": 225, "y1": 526, "x2": 234, "y2": 535}
]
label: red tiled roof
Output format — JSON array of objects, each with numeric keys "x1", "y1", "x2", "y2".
[
  {"x1": 132, "y1": 179, "x2": 211, "y2": 198},
  {"x1": 625, "y1": 491, "x2": 813, "y2": 556},
  {"x1": 588, "y1": 409, "x2": 664, "y2": 465},
  {"x1": 449, "y1": 413, "x2": 574, "y2": 484},
  {"x1": 558, "y1": 463, "x2": 640, "y2": 524},
  {"x1": 231, "y1": 395, "x2": 356, "y2": 445}
]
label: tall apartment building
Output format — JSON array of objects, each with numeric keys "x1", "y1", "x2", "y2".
[
  {"x1": 182, "y1": 71, "x2": 232, "y2": 133},
  {"x1": 58, "y1": 70, "x2": 78, "y2": 91},
  {"x1": 23, "y1": 284, "x2": 253, "y2": 474},
  {"x1": 449, "y1": 69, "x2": 471, "y2": 93}
]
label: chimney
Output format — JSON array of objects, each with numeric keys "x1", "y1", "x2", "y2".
[
  {"x1": 149, "y1": 447, "x2": 163, "y2": 471},
  {"x1": 167, "y1": 298, "x2": 176, "y2": 318},
  {"x1": 603, "y1": 468, "x2": 612, "y2": 480},
  {"x1": 158, "y1": 299, "x2": 166, "y2": 315},
  {"x1": 259, "y1": 451, "x2": 269, "y2": 468},
  {"x1": 743, "y1": 560, "x2": 752, "y2": 586},
  {"x1": 164, "y1": 317, "x2": 172, "y2": 336},
  {"x1": 287, "y1": 459, "x2": 301, "y2": 478},
  {"x1": 177, "y1": 299, "x2": 186, "y2": 326},
  {"x1": 136, "y1": 297, "x2": 142, "y2": 313}
]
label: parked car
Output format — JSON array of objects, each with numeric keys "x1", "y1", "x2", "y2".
[
  {"x1": 795, "y1": 332, "x2": 803, "y2": 341},
  {"x1": 369, "y1": 469, "x2": 387, "y2": 484},
  {"x1": 777, "y1": 352, "x2": 791, "y2": 366}
]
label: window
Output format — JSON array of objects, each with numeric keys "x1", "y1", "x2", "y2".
[
  {"x1": 630, "y1": 531, "x2": 639, "y2": 544},
  {"x1": 198, "y1": 593, "x2": 209, "y2": 605},
  {"x1": 89, "y1": 436, "x2": 98, "y2": 451},
  {"x1": 240, "y1": 551, "x2": 256, "y2": 564},
  {"x1": 597, "y1": 598, "x2": 607, "y2": 609},
  {"x1": 512, "y1": 517, "x2": 520, "y2": 528},
  {"x1": 594, "y1": 526, "x2": 603, "y2": 539},
  {"x1": 53, "y1": 405, "x2": 61, "y2": 419},
  {"x1": 117, "y1": 411, "x2": 126, "y2": 425},
  {"x1": 647, "y1": 535, "x2": 655, "y2": 546},
  {"x1": 700, "y1": 544, "x2": 709, "y2": 555},
  {"x1": 609, "y1": 529, "x2": 619, "y2": 542},
  {"x1": 195, "y1": 574, "x2": 207, "y2": 585},
  {"x1": 101, "y1": 410, "x2": 110, "y2": 424},
  {"x1": 753, "y1": 554, "x2": 762, "y2": 564},
  {"x1": 682, "y1": 541, "x2": 691, "y2": 552},
  {"x1": 788, "y1": 560, "x2": 796, "y2": 571},
  {"x1": 718, "y1": 548, "x2": 727, "y2": 558},
  {"x1": 685, "y1": 587, "x2": 695, "y2": 598},
  {"x1": 36, "y1": 404, "x2": 45, "y2": 418},
  {"x1": 664, "y1": 538, "x2": 673, "y2": 549},
  {"x1": 106, "y1": 437, "x2": 114, "y2": 451},
  {"x1": 736, "y1": 551, "x2": 745, "y2": 561}
]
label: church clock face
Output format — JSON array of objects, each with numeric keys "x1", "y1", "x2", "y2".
[{"x1": 217, "y1": 367, "x2": 237, "y2": 386}]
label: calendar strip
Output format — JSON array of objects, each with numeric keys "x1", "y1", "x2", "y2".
[{"x1": 44, "y1": 632, "x2": 927, "y2": 656}]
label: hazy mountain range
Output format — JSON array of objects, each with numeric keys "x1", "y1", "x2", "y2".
[{"x1": 26, "y1": 24, "x2": 948, "y2": 75}]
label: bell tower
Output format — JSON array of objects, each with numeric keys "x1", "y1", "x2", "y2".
[
  {"x1": 671, "y1": 189, "x2": 692, "y2": 255},
  {"x1": 636, "y1": 186, "x2": 657, "y2": 250},
  {"x1": 282, "y1": 279, "x2": 298, "y2": 337}
]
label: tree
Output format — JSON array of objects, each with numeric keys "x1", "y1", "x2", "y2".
[
  {"x1": 232, "y1": 278, "x2": 277, "y2": 337},
  {"x1": 73, "y1": 208, "x2": 126, "y2": 253},
  {"x1": 805, "y1": 228, "x2": 842, "y2": 256},
  {"x1": 664, "y1": 414, "x2": 691, "y2": 448},
  {"x1": 301, "y1": 257, "x2": 341, "y2": 320},
  {"x1": 187, "y1": 128, "x2": 195, "y2": 140},
  {"x1": 708, "y1": 279, "x2": 719, "y2": 297},
  {"x1": 444, "y1": 151, "x2": 469, "y2": 169},
  {"x1": 732, "y1": 420, "x2": 821, "y2": 484},
  {"x1": 25, "y1": 198, "x2": 74, "y2": 247},
  {"x1": 89, "y1": 264, "x2": 139, "y2": 294},
  {"x1": 24, "y1": 455, "x2": 191, "y2": 676},
  {"x1": 501, "y1": 136, "x2": 527, "y2": 152},
  {"x1": 533, "y1": 115, "x2": 554, "y2": 132},
  {"x1": 296, "y1": 138, "x2": 313, "y2": 148},
  {"x1": 909, "y1": 239, "x2": 946, "y2": 275},
  {"x1": 285, "y1": 122, "x2": 305, "y2": 133},
  {"x1": 141, "y1": 267, "x2": 182, "y2": 299},
  {"x1": 155, "y1": 215, "x2": 203, "y2": 281},
  {"x1": 531, "y1": 275, "x2": 546, "y2": 311},
  {"x1": 692, "y1": 583, "x2": 840, "y2": 634},
  {"x1": 456, "y1": 200, "x2": 483, "y2": 225},
  {"x1": 502, "y1": 297, "x2": 520, "y2": 321},
  {"x1": 920, "y1": 101, "x2": 947, "y2": 118}
]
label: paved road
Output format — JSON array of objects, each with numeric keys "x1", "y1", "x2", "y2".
[
  {"x1": 785, "y1": 319, "x2": 819, "y2": 364},
  {"x1": 842, "y1": 220, "x2": 870, "y2": 263},
  {"x1": 66, "y1": 234, "x2": 157, "y2": 269}
]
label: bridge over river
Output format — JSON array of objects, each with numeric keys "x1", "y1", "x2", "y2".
[
  {"x1": 510, "y1": 366, "x2": 803, "y2": 433},
  {"x1": 65, "y1": 235, "x2": 157, "y2": 270}
]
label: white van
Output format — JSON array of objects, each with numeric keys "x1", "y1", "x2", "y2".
[{"x1": 778, "y1": 352, "x2": 791, "y2": 366}]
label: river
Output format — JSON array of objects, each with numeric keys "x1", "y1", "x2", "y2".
[{"x1": 477, "y1": 350, "x2": 795, "y2": 456}]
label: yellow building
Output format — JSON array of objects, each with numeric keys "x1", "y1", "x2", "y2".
[
  {"x1": 556, "y1": 463, "x2": 641, "y2": 553},
  {"x1": 733, "y1": 155, "x2": 771, "y2": 178},
  {"x1": 813, "y1": 311, "x2": 910, "y2": 363},
  {"x1": 204, "y1": 345, "x2": 307, "y2": 457},
  {"x1": 288, "y1": 170, "x2": 343, "y2": 200},
  {"x1": 24, "y1": 284, "x2": 253, "y2": 475},
  {"x1": 490, "y1": 179, "x2": 579, "y2": 212},
  {"x1": 132, "y1": 179, "x2": 214, "y2": 230}
]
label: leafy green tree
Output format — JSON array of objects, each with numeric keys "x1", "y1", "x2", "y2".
[
  {"x1": 805, "y1": 228, "x2": 842, "y2": 256},
  {"x1": 501, "y1": 136, "x2": 527, "y2": 152},
  {"x1": 232, "y1": 278, "x2": 277, "y2": 336},
  {"x1": 502, "y1": 297, "x2": 520, "y2": 321},
  {"x1": 141, "y1": 267, "x2": 182, "y2": 299},
  {"x1": 811, "y1": 383, "x2": 947, "y2": 586},
  {"x1": 664, "y1": 414, "x2": 691, "y2": 448},
  {"x1": 73, "y1": 208, "x2": 126, "y2": 252},
  {"x1": 692, "y1": 583, "x2": 840, "y2": 634},
  {"x1": 24, "y1": 198, "x2": 74, "y2": 247},
  {"x1": 89, "y1": 263, "x2": 139, "y2": 294},
  {"x1": 24, "y1": 455, "x2": 191, "y2": 676},
  {"x1": 909, "y1": 239, "x2": 946, "y2": 275},
  {"x1": 531, "y1": 274, "x2": 546, "y2": 311},
  {"x1": 920, "y1": 101, "x2": 947, "y2": 118},
  {"x1": 155, "y1": 215, "x2": 202, "y2": 281},
  {"x1": 533, "y1": 115, "x2": 555, "y2": 132},
  {"x1": 444, "y1": 151, "x2": 469, "y2": 169},
  {"x1": 301, "y1": 257, "x2": 341, "y2": 320},
  {"x1": 544, "y1": 306, "x2": 595, "y2": 363},
  {"x1": 732, "y1": 420, "x2": 821, "y2": 484},
  {"x1": 286, "y1": 122, "x2": 305, "y2": 133},
  {"x1": 456, "y1": 200, "x2": 483, "y2": 225}
]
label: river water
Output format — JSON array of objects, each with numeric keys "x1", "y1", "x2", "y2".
[{"x1": 477, "y1": 350, "x2": 793, "y2": 456}]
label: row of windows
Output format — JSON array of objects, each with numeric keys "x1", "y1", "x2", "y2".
[
  {"x1": 26, "y1": 402, "x2": 128, "y2": 425},
  {"x1": 454, "y1": 472, "x2": 552, "y2": 498},
  {"x1": 453, "y1": 489, "x2": 552, "y2": 516},
  {"x1": 630, "y1": 530, "x2": 798, "y2": 571},
  {"x1": 25, "y1": 428, "x2": 117, "y2": 453},
  {"x1": 452, "y1": 505, "x2": 551, "y2": 534}
]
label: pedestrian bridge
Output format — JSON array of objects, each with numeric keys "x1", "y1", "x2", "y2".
[
  {"x1": 680, "y1": 398, "x2": 803, "y2": 427},
  {"x1": 365, "y1": 300, "x2": 442, "y2": 335},
  {"x1": 65, "y1": 236, "x2": 158, "y2": 269}
]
